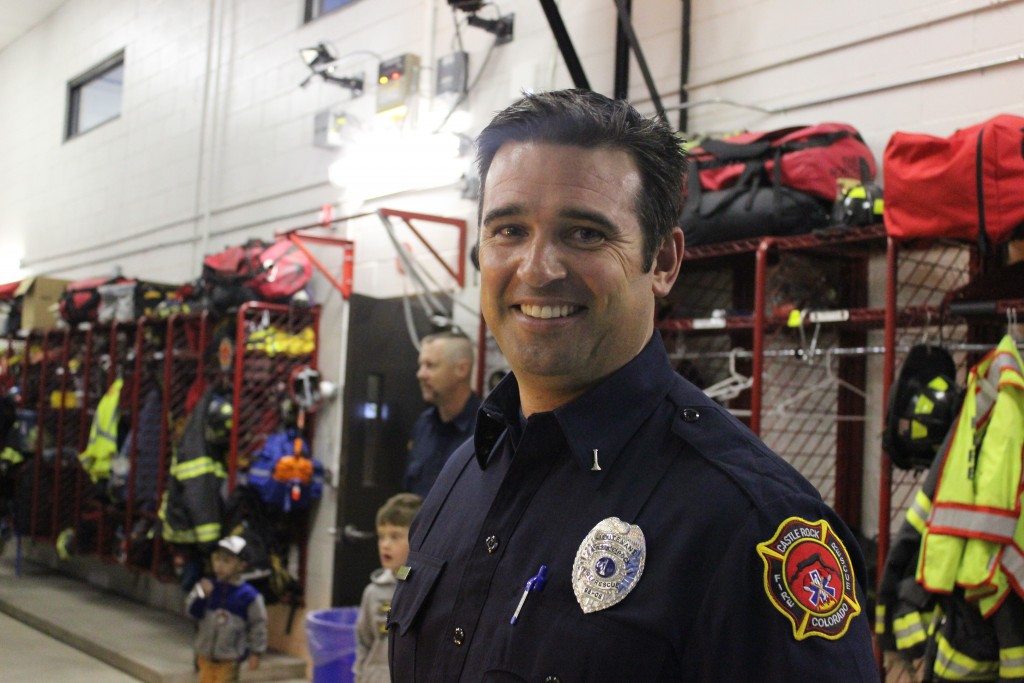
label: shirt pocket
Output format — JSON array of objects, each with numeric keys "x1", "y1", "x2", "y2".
[
  {"x1": 484, "y1": 599, "x2": 671, "y2": 681},
  {"x1": 388, "y1": 550, "x2": 447, "y2": 680},
  {"x1": 388, "y1": 550, "x2": 446, "y2": 636}
]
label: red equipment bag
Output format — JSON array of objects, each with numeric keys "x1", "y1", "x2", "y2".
[
  {"x1": 249, "y1": 239, "x2": 313, "y2": 300},
  {"x1": 60, "y1": 276, "x2": 126, "y2": 324},
  {"x1": 0, "y1": 281, "x2": 19, "y2": 301},
  {"x1": 689, "y1": 122, "x2": 877, "y2": 201},
  {"x1": 883, "y1": 114, "x2": 1024, "y2": 250},
  {"x1": 202, "y1": 238, "x2": 268, "y2": 285},
  {"x1": 682, "y1": 123, "x2": 874, "y2": 245}
]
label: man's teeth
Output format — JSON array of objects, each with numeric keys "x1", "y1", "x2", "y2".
[{"x1": 521, "y1": 304, "x2": 579, "y2": 319}]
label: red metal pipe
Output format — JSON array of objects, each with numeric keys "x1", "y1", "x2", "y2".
[
  {"x1": 152, "y1": 315, "x2": 178, "y2": 575},
  {"x1": 107, "y1": 322, "x2": 120, "y2": 386},
  {"x1": 198, "y1": 311, "x2": 208, "y2": 387},
  {"x1": 73, "y1": 326, "x2": 95, "y2": 531},
  {"x1": 228, "y1": 303, "x2": 251, "y2": 492},
  {"x1": 51, "y1": 329, "x2": 71, "y2": 537},
  {"x1": 874, "y1": 237, "x2": 899, "y2": 675},
  {"x1": 123, "y1": 319, "x2": 146, "y2": 563},
  {"x1": 397, "y1": 216, "x2": 463, "y2": 287},
  {"x1": 751, "y1": 239, "x2": 774, "y2": 436},
  {"x1": 30, "y1": 332, "x2": 49, "y2": 539},
  {"x1": 97, "y1": 321, "x2": 123, "y2": 560},
  {"x1": 379, "y1": 208, "x2": 468, "y2": 288},
  {"x1": 379, "y1": 207, "x2": 467, "y2": 229},
  {"x1": 286, "y1": 233, "x2": 353, "y2": 299}
]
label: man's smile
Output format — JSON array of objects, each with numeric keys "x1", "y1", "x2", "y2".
[{"x1": 516, "y1": 303, "x2": 584, "y2": 320}]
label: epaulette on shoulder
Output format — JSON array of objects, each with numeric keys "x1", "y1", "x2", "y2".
[{"x1": 664, "y1": 376, "x2": 821, "y2": 505}]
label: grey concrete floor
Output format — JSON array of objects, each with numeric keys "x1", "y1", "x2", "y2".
[
  {"x1": 0, "y1": 540, "x2": 307, "y2": 682},
  {"x1": 0, "y1": 611, "x2": 140, "y2": 682}
]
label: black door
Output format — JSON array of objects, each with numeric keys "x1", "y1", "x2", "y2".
[{"x1": 332, "y1": 294, "x2": 426, "y2": 606}]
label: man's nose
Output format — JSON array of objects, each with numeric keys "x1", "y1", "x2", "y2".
[{"x1": 518, "y1": 236, "x2": 566, "y2": 287}]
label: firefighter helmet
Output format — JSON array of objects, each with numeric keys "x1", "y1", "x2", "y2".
[
  {"x1": 205, "y1": 394, "x2": 234, "y2": 447},
  {"x1": 832, "y1": 182, "x2": 884, "y2": 226},
  {"x1": 884, "y1": 344, "x2": 960, "y2": 470}
]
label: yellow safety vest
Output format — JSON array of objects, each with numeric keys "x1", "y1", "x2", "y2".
[
  {"x1": 917, "y1": 336, "x2": 1024, "y2": 604},
  {"x1": 78, "y1": 378, "x2": 123, "y2": 483}
]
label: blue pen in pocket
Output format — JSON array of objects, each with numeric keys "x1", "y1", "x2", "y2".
[{"x1": 510, "y1": 564, "x2": 548, "y2": 625}]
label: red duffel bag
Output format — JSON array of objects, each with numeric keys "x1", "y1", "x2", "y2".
[
  {"x1": 690, "y1": 122, "x2": 877, "y2": 201},
  {"x1": 883, "y1": 114, "x2": 1024, "y2": 249},
  {"x1": 60, "y1": 276, "x2": 126, "y2": 324}
]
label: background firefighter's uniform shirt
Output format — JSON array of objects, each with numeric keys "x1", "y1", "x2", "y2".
[
  {"x1": 404, "y1": 394, "x2": 481, "y2": 498},
  {"x1": 389, "y1": 337, "x2": 877, "y2": 681}
]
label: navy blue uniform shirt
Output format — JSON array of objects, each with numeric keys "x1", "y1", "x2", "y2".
[
  {"x1": 403, "y1": 393, "x2": 481, "y2": 498},
  {"x1": 390, "y1": 336, "x2": 878, "y2": 681}
]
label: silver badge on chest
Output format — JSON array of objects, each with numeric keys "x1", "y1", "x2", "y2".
[{"x1": 572, "y1": 516, "x2": 646, "y2": 614}]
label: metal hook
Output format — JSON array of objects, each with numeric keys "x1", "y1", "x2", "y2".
[{"x1": 1008, "y1": 307, "x2": 1019, "y2": 339}]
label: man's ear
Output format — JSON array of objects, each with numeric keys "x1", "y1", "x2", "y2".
[
  {"x1": 456, "y1": 357, "x2": 473, "y2": 381},
  {"x1": 651, "y1": 227, "x2": 684, "y2": 298}
]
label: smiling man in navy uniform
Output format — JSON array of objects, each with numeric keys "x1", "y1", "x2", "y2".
[{"x1": 389, "y1": 89, "x2": 878, "y2": 681}]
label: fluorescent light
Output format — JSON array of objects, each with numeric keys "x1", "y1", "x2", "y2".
[{"x1": 328, "y1": 130, "x2": 468, "y2": 202}]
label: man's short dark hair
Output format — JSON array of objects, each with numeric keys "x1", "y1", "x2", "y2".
[
  {"x1": 376, "y1": 492, "x2": 423, "y2": 528},
  {"x1": 476, "y1": 88, "x2": 686, "y2": 271},
  {"x1": 420, "y1": 330, "x2": 474, "y2": 365}
]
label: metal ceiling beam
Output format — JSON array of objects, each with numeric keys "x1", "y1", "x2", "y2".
[
  {"x1": 537, "y1": 0, "x2": 590, "y2": 90},
  {"x1": 612, "y1": 0, "x2": 668, "y2": 125}
]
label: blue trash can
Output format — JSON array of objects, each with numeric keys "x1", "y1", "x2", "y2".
[{"x1": 306, "y1": 606, "x2": 359, "y2": 683}]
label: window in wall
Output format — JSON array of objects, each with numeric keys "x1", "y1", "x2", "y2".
[
  {"x1": 304, "y1": 0, "x2": 360, "y2": 22},
  {"x1": 65, "y1": 51, "x2": 124, "y2": 140}
]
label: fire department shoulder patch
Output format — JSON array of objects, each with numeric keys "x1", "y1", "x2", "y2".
[{"x1": 756, "y1": 516, "x2": 861, "y2": 641}]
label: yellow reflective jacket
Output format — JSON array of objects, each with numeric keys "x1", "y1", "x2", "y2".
[
  {"x1": 78, "y1": 378, "x2": 123, "y2": 483},
  {"x1": 918, "y1": 336, "x2": 1024, "y2": 607}
]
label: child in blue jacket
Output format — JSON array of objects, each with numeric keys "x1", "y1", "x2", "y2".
[{"x1": 186, "y1": 535, "x2": 267, "y2": 681}]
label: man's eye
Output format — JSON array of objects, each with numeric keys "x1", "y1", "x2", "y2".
[
  {"x1": 571, "y1": 227, "x2": 605, "y2": 244},
  {"x1": 490, "y1": 224, "x2": 525, "y2": 239}
]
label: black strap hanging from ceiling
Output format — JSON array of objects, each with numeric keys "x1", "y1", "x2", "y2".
[
  {"x1": 679, "y1": 0, "x2": 692, "y2": 132},
  {"x1": 612, "y1": 0, "x2": 668, "y2": 126},
  {"x1": 538, "y1": 0, "x2": 590, "y2": 90},
  {"x1": 613, "y1": 0, "x2": 631, "y2": 100},
  {"x1": 537, "y1": 0, "x2": 670, "y2": 128}
]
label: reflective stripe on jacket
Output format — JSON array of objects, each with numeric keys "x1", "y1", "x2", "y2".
[{"x1": 158, "y1": 390, "x2": 225, "y2": 546}]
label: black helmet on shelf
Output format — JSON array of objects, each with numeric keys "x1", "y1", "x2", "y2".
[
  {"x1": 833, "y1": 182, "x2": 884, "y2": 226},
  {"x1": 884, "y1": 344, "x2": 960, "y2": 470},
  {"x1": 205, "y1": 394, "x2": 234, "y2": 447}
]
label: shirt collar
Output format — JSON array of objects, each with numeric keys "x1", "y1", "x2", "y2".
[{"x1": 473, "y1": 335, "x2": 676, "y2": 473}]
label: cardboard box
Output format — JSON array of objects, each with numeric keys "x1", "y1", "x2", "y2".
[{"x1": 14, "y1": 276, "x2": 69, "y2": 331}]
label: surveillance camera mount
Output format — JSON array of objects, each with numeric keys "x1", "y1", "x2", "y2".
[
  {"x1": 466, "y1": 12, "x2": 514, "y2": 44},
  {"x1": 320, "y1": 70, "x2": 364, "y2": 95}
]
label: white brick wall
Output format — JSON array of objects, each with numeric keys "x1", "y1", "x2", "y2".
[{"x1": 3, "y1": 0, "x2": 1023, "y2": 614}]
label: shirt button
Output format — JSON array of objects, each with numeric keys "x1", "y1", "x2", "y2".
[
  {"x1": 453, "y1": 627, "x2": 465, "y2": 646},
  {"x1": 485, "y1": 535, "x2": 500, "y2": 554},
  {"x1": 681, "y1": 408, "x2": 700, "y2": 422}
]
